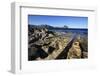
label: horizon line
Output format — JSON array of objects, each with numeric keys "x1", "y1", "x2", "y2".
[{"x1": 28, "y1": 24, "x2": 88, "y2": 29}]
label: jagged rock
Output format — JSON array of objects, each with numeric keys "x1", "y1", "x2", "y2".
[
  {"x1": 33, "y1": 39, "x2": 44, "y2": 46},
  {"x1": 47, "y1": 33, "x2": 54, "y2": 38},
  {"x1": 42, "y1": 46, "x2": 48, "y2": 53},
  {"x1": 28, "y1": 46, "x2": 48, "y2": 60},
  {"x1": 82, "y1": 51, "x2": 88, "y2": 58},
  {"x1": 48, "y1": 46, "x2": 55, "y2": 54},
  {"x1": 67, "y1": 41, "x2": 82, "y2": 59},
  {"x1": 28, "y1": 47, "x2": 39, "y2": 60}
]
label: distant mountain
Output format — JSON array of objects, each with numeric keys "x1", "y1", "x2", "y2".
[
  {"x1": 28, "y1": 24, "x2": 69, "y2": 30},
  {"x1": 29, "y1": 24, "x2": 54, "y2": 29}
]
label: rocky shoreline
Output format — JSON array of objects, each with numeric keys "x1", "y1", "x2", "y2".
[{"x1": 28, "y1": 27, "x2": 88, "y2": 60}]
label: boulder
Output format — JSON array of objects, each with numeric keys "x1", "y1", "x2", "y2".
[{"x1": 67, "y1": 41, "x2": 82, "y2": 59}]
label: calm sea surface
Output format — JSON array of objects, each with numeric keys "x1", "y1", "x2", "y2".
[{"x1": 49, "y1": 28, "x2": 88, "y2": 35}]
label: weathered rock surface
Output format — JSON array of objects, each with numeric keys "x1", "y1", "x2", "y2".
[
  {"x1": 28, "y1": 26, "x2": 88, "y2": 60},
  {"x1": 28, "y1": 27, "x2": 70, "y2": 60},
  {"x1": 67, "y1": 41, "x2": 82, "y2": 59}
]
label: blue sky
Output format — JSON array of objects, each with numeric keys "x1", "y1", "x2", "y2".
[{"x1": 28, "y1": 15, "x2": 88, "y2": 29}]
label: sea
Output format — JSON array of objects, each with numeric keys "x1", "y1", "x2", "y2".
[{"x1": 49, "y1": 28, "x2": 88, "y2": 35}]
